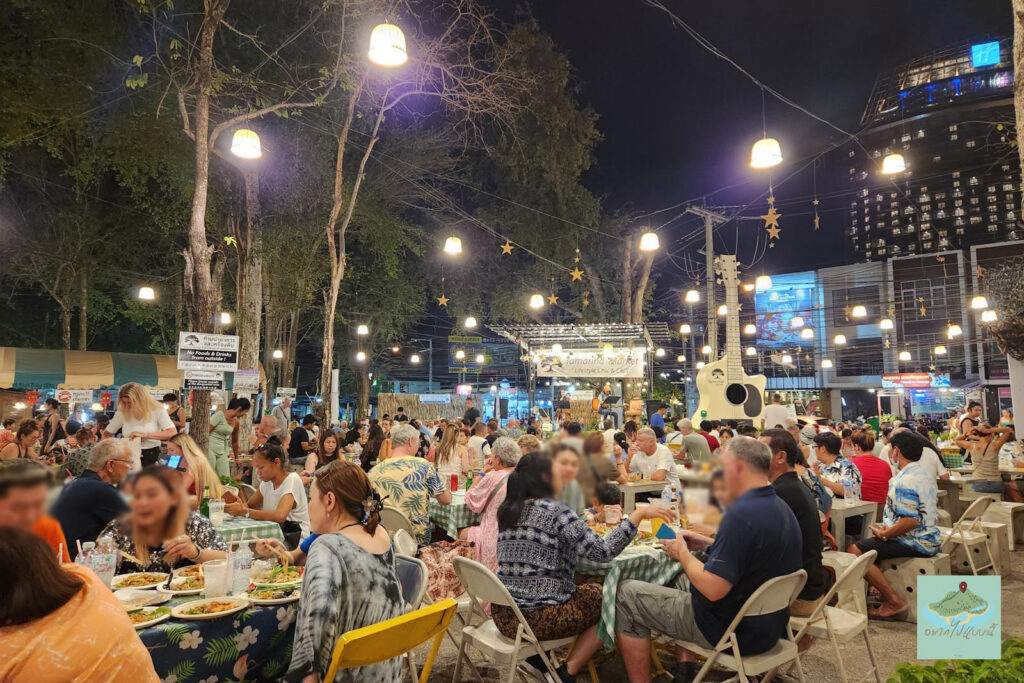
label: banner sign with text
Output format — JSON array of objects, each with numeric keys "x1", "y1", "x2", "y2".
[
  {"x1": 56, "y1": 389, "x2": 93, "y2": 404},
  {"x1": 232, "y1": 369, "x2": 260, "y2": 393},
  {"x1": 177, "y1": 332, "x2": 239, "y2": 371},
  {"x1": 419, "y1": 394, "x2": 451, "y2": 404},
  {"x1": 184, "y1": 370, "x2": 225, "y2": 392},
  {"x1": 882, "y1": 372, "x2": 951, "y2": 389},
  {"x1": 535, "y1": 349, "x2": 645, "y2": 378},
  {"x1": 276, "y1": 387, "x2": 297, "y2": 399}
]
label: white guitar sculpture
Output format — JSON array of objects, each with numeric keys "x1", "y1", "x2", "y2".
[{"x1": 695, "y1": 254, "x2": 767, "y2": 421}]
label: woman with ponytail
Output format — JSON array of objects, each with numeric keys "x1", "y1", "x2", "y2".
[
  {"x1": 495, "y1": 451, "x2": 674, "y2": 682},
  {"x1": 286, "y1": 459, "x2": 403, "y2": 683}
]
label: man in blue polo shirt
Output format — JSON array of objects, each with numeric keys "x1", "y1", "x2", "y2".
[
  {"x1": 615, "y1": 436, "x2": 802, "y2": 682},
  {"x1": 649, "y1": 403, "x2": 668, "y2": 433},
  {"x1": 52, "y1": 438, "x2": 131, "y2": 559}
]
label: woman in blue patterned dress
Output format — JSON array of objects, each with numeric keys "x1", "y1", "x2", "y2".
[{"x1": 285, "y1": 460, "x2": 403, "y2": 683}]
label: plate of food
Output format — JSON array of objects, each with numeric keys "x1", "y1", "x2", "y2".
[
  {"x1": 111, "y1": 572, "x2": 170, "y2": 590},
  {"x1": 173, "y1": 565, "x2": 204, "y2": 579},
  {"x1": 249, "y1": 564, "x2": 304, "y2": 586},
  {"x1": 246, "y1": 584, "x2": 301, "y2": 605},
  {"x1": 115, "y1": 588, "x2": 171, "y2": 611},
  {"x1": 156, "y1": 573, "x2": 205, "y2": 595},
  {"x1": 128, "y1": 606, "x2": 172, "y2": 629},
  {"x1": 171, "y1": 597, "x2": 250, "y2": 621}
]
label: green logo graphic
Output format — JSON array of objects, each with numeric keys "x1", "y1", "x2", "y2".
[{"x1": 918, "y1": 576, "x2": 1001, "y2": 659}]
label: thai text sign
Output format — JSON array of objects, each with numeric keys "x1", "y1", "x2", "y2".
[{"x1": 536, "y1": 349, "x2": 644, "y2": 378}]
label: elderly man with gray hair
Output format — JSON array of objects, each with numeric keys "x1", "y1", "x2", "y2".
[
  {"x1": 615, "y1": 436, "x2": 803, "y2": 682},
  {"x1": 459, "y1": 435, "x2": 521, "y2": 571},
  {"x1": 666, "y1": 418, "x2": 712, "y2": 464},
  {"x1": 52, "y1": 438, "x2": 132, "y2": 560}
]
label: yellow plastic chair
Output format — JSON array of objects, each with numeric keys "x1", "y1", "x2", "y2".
[{"x1": 323, "y1": 598, "x2": 457, "y2": 683}]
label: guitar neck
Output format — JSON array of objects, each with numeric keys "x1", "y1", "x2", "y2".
[{"x1": 717, "y1": 255, "x2": 742, "y2": 381}]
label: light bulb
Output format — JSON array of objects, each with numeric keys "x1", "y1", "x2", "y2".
[
  {"x1": 679, "y1": 323, "x2": 692, "y2": 335},
  {"x1": 551, "y1": 343, "x2": 563, "y2": 354},
  {"x1": 745, "y1": 347, "x2": 756, "y2": 357},
  {"x1": 899, "y1": 350, "x2": 911, "y2": 361},
  {"x1": 834, "y1": 334, "x2": 847, "y2": 345},
  {"x1": 272, "y1": 349, "x2": 283, "y2": 359},
  {"x1": 684, "y1": 289, "x2": 701, "y2": 304},
  {"x1": 357, "y1": 324, "x2": 369, "y2": 336},
  {"x1": 743, "y1": 324, "x2": 756, "y2": 335},
  {"x1": 443, "y1": 236, "x2": 463, "y2": 254},
  {"x1": 879, "y1": 318, "x2": 894, "y2": 330},
  {"x1": 367, "y1": 22, "x2": 408, "y2": 67},
  {"x1": 702, "y1": 345, "x2": 712, "y2": 355},
  {"x1": 800, "y1": 327, "x2": 814, "y2": 339},
  {"x1": 981, "y1": 309, "x2": 997, "y2": 323},
  {"x1": 410, "y1": 354, "x2": 421, "y2": 364},
  {"x1": 851, "y1": 305, "x2": 867, "y2": 318},
  {"x1": 230, "y1": 128, "x2": 262, "y2": 159},
  {"x1": 881, "y1": 152, "x2": 906, "y2": 175},
  {"x1": 934, "y1": 345, "x2": 947, "y2": 355},
  {"x1": 790, "y1": 316, "x2": 804, "y2": 328},
  {"x1": 696, "y1": 361, "x2": 706, "y2": 369},
  {"x1": 755, "y1": 275, "x2": 773, "y2": 291},
  {"x1": 970, "y1": 296, "x2": 988, "y2": 310},
  {"x1": 455, "y1": 350, "x2": 465, "y2": 360},
  {"x1": 676, "y1": 354, "x2": 686, "y2": 362},
  {"x1": 219, "y1": 312, "x2": 232, "y2": 325},
  {"x1": 475, "y1": 354, "x2": 485, "y2": 363},
  {"x1": 655, "y1": 348, "x2": 666, "y2": 358},
  {"x1": 464, "y1": 316, "x2": 477, "y2": 329},
  {"x1": 742, "y1": 282, "x2": 755, "y2": 292},
  {"x1": 821, "y1": 359, "x2": 833, "y2": 369},
  {"x1": 355, "y1": 351, "x2": 366, "y2": 362},
  {"x1": 639, "y1": 232, "x2": 660, "y2": 251},
  {"x1": 529, "y1": 294, "x2": 544, "y2": 309},
  {"x1": 781, "y1": 354, "x2": 793, "y2": 364},
  {"x1": 947, "y1": 324, "x2": 962, "y2": 339},
  {"x1": 391, "y1": 346, "x2": 400, "y2": 353},
  {"x1": 137, "y1": 286, "x2": 155, "y2": 300},
  {"x1": 750, "y1": 137, "x2": 783, "y2": 169},
  {"x1": 717, "y1": 304, "x2": 728, "y2": 316}
]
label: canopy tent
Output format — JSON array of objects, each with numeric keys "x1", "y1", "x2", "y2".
[
  {"x1": 0, "y1": 347, "x2": 260, "y2": 391},
  {"x1": 488, "y1": 322, "x2": 671, "y2": 353}
]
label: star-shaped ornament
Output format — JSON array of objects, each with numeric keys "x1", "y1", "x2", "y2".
[
  {"x1": 813, "y1": 198, "x2": 820, "y2": 206},
  {"x1": 548, "y1": 293, "x2": 559, "y2": 305},
  {"x1": 929, "y1": 364, "x2": 936, "y2": 371},
  {"x1": 884, "y1": 338, "x2": 891, "y2": 349},
  {"x1": 766, "y1": 224, "x2": 781, "y2": 240},
  {"x1": 583, "y1": 297, "x2": 590, "y2": 308},
  {"x1": 936, "y1": 255, "x2": 946, "y2": 263},
  {"x1": 977, "y1": 266, "x2": 985, "y2": 278},
  {"x1": 761, "y1": 206, "x2": 782, "y2": 229},
  {"x1": 437, "y1": 294, "x2": 449, "y2": 307},
  {"x1": 920, "y1": 306, "x2": 927, "y2": 315},
  {"x1": 500, "y1": 241, "x2": 514, "y2": 255},
  {"x1": 769, "y1": 242, "x2": 775, "y2": 248},
  {"x1": 813, "y1": 215, "x2": 820, "y2": 230},
  {"x1": 570, "y1": 267, "x2": 584, "y2": 281},
  {"x1": 767, "y1": 194, "x2": 776, "y2": 206}
]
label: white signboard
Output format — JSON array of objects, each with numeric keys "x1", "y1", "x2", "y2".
[
  {"x1": 177, "y1": 332, "x2": 239, "y2": 371},
  {"x1": 149, "y1": 389, "x2": 169, "y2": 402},
  {"x1": 419, "y1": 394, "x2": 451, "y2": 404},
  {"x1": 184, "y1": 370, "x2": 225, "y2": 391},
  {"x1": 276, "y1": 387, "x2": 297, "y2": 399},
  {"x1": 233, "y1": 369, "x2": 260, "y2": 393},
  {"x1": 56, "y1": 389, "x2": 93, "y2": 404},
  {"x1": 535, "y1": 349, "x2": 645, "y2": 378}
]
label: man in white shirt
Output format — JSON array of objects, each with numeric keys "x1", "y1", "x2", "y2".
[
  {"x1": 467, "y1": 422, "x2": 491, "y2": 469},
  {"x1": 627, "y1": 427, "x2": 679, "y2": 488},
  {"x1": 762, "y1": 393, "x2": 790, "y2": 430},
  {"x1": 881, "y1": 428, "x2": 948, "y2": 481}
]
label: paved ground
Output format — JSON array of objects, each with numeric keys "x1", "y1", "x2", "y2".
[{"x1": 414, "y1": 546, "x2": 1024, "y2": 682}]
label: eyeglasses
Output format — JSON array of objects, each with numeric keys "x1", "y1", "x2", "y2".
[{"x1": 111, "y1": 458, "x2": 133, "y2": 465}]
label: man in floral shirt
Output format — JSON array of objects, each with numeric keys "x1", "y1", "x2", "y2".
[
  {"x1": 368, "y1": 423, "x2": 450, "y2": 543},
  {"x1": 811, "y1": 432, "x2": 862, "y2": 501}
]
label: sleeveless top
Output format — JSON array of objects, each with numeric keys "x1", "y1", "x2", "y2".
[{"x1": 41, "y1": 416, "x2": 65, "y2": 453}]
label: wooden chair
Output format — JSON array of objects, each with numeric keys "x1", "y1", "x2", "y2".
[{"x1": 625, "y1": 397, "x2": 644, "y2": 422}]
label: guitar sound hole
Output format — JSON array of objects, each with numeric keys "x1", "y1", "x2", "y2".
[{"x1": 725, "y1": 384, "x2": 748, "y2": 405}]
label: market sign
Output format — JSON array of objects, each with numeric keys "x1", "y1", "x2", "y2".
[
  {"x1": 183, "y1": 370, "x2": 224, "y2": 391},
  {"x1": 419, "y1": 394, "x2": 451, "y2": 404},
  {"x1": 535, "y1": 349, "x2": 645, "y2": 378},
  {"x1": 276, "y1": 387, "x2": 297, "y2": 399},
  {"x1": 881, "y1": 372, "x2": 951, "y2": 389},
  {"x1": 177, "y1": 332, "x2": 239, "y2": 372},
  {"x1": 56, "y1": 389, "x2": 93, "y2": 404},
  {"x1": 232, "y1": 369, "x2": 260, "y2": 393}
]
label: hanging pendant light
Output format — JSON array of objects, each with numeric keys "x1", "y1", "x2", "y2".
[
  {"x1": 790, "y1": 316, "x2": 804, "y2": 328},
  {"x1": 696, "y1": 361, "x2": 706, "y2": 369},
  {"x1": 755, "y1": 275, "x2": 773, "y2": 291},
  {"x1": 654, "y1": 347, "x2": 666, "y2": 358},
  {"x1": 970, "y1": 296, "x2": 988, "y2": 309},
  {"x1": 745, "y1": 347, "x2": 756, "y2": 357},
  {"x1": 742, "y1": 282, "x2": 756, "y2": 292},
  {"x1": 851, "y1": 305, "x2": 867, "y2": 318},
  {"x1": 684, "y1": 289, "x2": 701, "y2": 304},
  {"x1": 355, "y1": 351, "x2": 367, "y2": 362},
  {"x1": 551, "y1": 343, "x2": 563, "y2": 355},
  {"x1": 717, "y1": 304, "x2": 728, "y2": 316},
  {"x1": 981, "y1": 309, "x2": 998, "y2": 323},
  {"x1": 220, "y1": 312, "x2": 232, "y2": 325},
  {"x1": 443, "y1": 236, "x2": 462, "y2": 254},
  {"x1": 701, "y1": 345, "x2": 712, "y2": 355},
  {"x1": 750, "y1": 137, "x2": 783, "y2": 169},
  {"x1": 947, "y1": 323, "x2": 962, "y2": 339},
  {"x1": 356, "y1": 324, "x2": 369, "y2": 336},
  {"x1": 834, "y1": 334, "x2": 847, "y2": 345},
  {"x1": 639, "y1": 232, "x2": 660, "y2": 251},
  {"x1": 230, "y1": 128, "x2": 262, "y2": 159},
  {"x1": 454, "y1": 349, "x2": 465, "y2": 360},
  {"x1": 743, "y1": 323, "x2": 756, "y2": 335},
  {"x1": 272, "y1": 349, "x2": 284, "y2": 359},
  {"x1": 529, "y1": 293, "x2": 544, "y2": 309},
  {"x1": 899, "y1": 350, "x2": 912, "y2": 361},
  {"x1": 800, "y1": 327, "x2": 814, "y2": 340},
  {"x1": 676, "y1": 354, "x2": 686, "y2": 363},
  {"x1": 410, "y1": 353, "x2": 421, "y2": 364},
  {"x1": 679, "y1": 323, "x2": 692, "y2": 335},
  {"x1": 879, "y1": 318, "x2": 894, "y2": 330},
  {"x1": 137, "y1": 286, "x2": 155, "y2": 301},
  {"x1": 475, "y1": 354, "x2": 485, "y2": 363},
  {"x1": 881, "y1": 152, "x2": 906, "y2": 175},
  {"x1": 821, "y1": 359, "x2": 833, "y2": 369},
  {"x1": 463, "y1": 316, "x2": 477, "y2": 329},
  {"x1": 934, "y1": 345, "x2": 947, "y2": 355},
  {"x1": 781, "y1": 354, "x2": 793, "y2": 364},
  {"x1": 368, "y1": 23, "x2": 408, "y2": 67}
]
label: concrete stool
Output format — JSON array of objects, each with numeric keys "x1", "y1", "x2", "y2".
[
  {"x1": 981, "y1": 501, "x2": 1024, "y2": 551},
  {"x1": 936, "y1": 509, "x2": 952, "y2": 528},
  {"x1": 881, "y1": 554, "x2": 951, "y2": 623},
  {"x1": 939, "y1": 522, "x2": 1009, "y2": 576},
  {"x1": 822, "y1": 550, "x2": 867, "y2": 615}
]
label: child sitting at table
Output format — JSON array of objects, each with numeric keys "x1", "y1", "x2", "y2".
[{"x1": 585, "y1": 481, "x2": 623, "y2": 524}]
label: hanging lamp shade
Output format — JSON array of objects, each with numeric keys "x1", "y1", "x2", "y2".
[
  {"x1": 701, "y1": 345, "x2": 712, "y2": 355},
  {"x1": 750, "y1": 137, "x2": 783, "y2": 169},
  {"x1": 454, "y1": 349, "x2": 465, "y2": 360},
  {"x1": 947, "y1": 323, "x2": 962, "y2": 339},
  {"x1": 356, "y1": 324, "x2": 369, "y2": 336},
  {"x1": 742, "y1": 282, "x2": 756, "y2": 292},
  {"x1": 475, "y1": 354, "x2": 485, "y2": 363},
  {"x1": 745, "y1": 346, "x2": 756, "y2": 357},
  {"x1": 834, "y1": 334, "x2": 847, "y2": 345},
  {"x1": 881, "y1": 152, "x2": 906, "y2": 175},
  {"x1": 529, "y1": 293, "x2": 544, "y2": 309},
  {"x1": 654, "y1": 347, "x2": 666, "y2": 358},
  {"x1": 410, "y1": 353, "x2": 421, "y2": 364},
  {"x1": 755, "y1": 275, "x2": 773, "y2": 291},
  {"x1": 821, "y1": 359, "x2": 833, "y2": 369},
  {"x1": 684, "y1": 289, "x2": 701, "y2": 304},
  {"x1": 676, "y1": 354, "x2": 686, "y2": 362},
  {"x1": 717, "y1": 304, "x2": 728, "y2": 316},
  {"x1": 443, "y1": 236, "x2": 462, "y2": 254},
  {"x1": 679, "y1": 323, "x2": 692, "y2": 335},
  {"x1": 464, "y1": 316, "x2": 477, "y2": 329},
  {"x1": 781, "y1": 354, "x2": 793, "y2": 364},
  {"x1": 272, "y1": 349, "x2": 284, "y2": 359},
  {"x1": 137, "y1": 286, "x2": 155, "y2": 301},
  {"x1": 879, "y1": 318, "x2": 894, "y2": 330},
  {"x1": 790, "y1": 316, "x2": 804, "y2": 328},
  {"x1": 368, "y1": 23, "x2": 408, "y2": 67},
  {"x1": 800, "y1": 327, "x2": 814, "y2": 339},
  {"x1": 696, "y1": 361, "x2": 706, "y2": 369},
  {"x1": 970, "y1": 296, "x2": 989, "y2": 309},
  {"x1": 220, "y1": 312, "x2": 232, "y2": 325},
  {"x1": 934, "y1": 345, "x2": 947, "y2": 355},
  {"x1": 851, "y1": 305, "x2": 867, "y2": 318},
  {"x1": 230, "y1": 128, "x2": 262, "y2": 159},
  {"x1": 899, "y1": 350, "x2": 912, "y2": 361},
  {"x1": 355, "y1": 351, "x2": 367, "y2": 362},
  {"x1": 639, "y1": 232, "x2": 660, "y2": 251},
  {"x1": 744, "y1": 323, "x2": 756, "y2": 335},
  {"x1": 981, "y1": 309, "x2": 998, "y2": 323}
]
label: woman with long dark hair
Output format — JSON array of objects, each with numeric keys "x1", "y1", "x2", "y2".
[
  {"x1": 495, "y1": 452, "x2": 672, "y2": 681},
  {"x1": 360, "y1": 424, "x2": 385, "y2": 472},
  {"x1": 0, "y1": 527, "x2": 158, "y2": 681},
  {"x1": 286, "y1": 460, "x2": 402, "y2": 683}
]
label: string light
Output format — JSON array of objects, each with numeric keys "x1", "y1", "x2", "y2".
[
  {"x1": 679, "y1": 323, "x2": 692, "y2": 334},
  {"x1": 790, "y1": 316, "x2": 804, "y2": 328},
  {"x1": 443, "y1": 236, "x2": 463, "y2": 254},
  {"x1": 970, "y1": 296, "x2": 989, "y2": 309},
  {"x1": 685, "y1": 289, "x2": 701, "y2": 304},
  {"x1": 879, "y1": 318, "x2": 894, "y2": 330},
  {"x1": 755, "y1": 275, "x2": 773, "y2": 291},
  {"x1": 743, "y1": 324, "x2": 756, "y2": 335}
]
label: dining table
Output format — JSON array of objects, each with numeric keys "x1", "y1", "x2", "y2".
[
  {"x1": 216, "y1": 516, "x2": 286, "y2": 544},
  {"x1": 428, "y1": 494, "x2": 481, "y2": 539}
]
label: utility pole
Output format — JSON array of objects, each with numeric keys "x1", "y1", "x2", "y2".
[{"x1": 685, "y1": 207, "x2": 730, "y2": 359}]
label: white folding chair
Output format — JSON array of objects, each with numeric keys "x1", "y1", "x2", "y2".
[
  {"x1": 942, "y1": 496, "x2": 995, "y2": 575},
  {"x1": 787, "y1": 550, "x2": 882, "y2": 683},
  {"x1": 395, "y1": 554, "x2": 428, "y2": 610},
  {"x1": 380, "y1": 505, "x2": 417, "y2": 536},
  {"x1": 677, "y1": 569, "x2": 808, "y2": 683},
  {"x1": 452, "y1": 556, "x2": 576, "y2": 683},
  {"x1": 392, "y1": 528, "x2": 418, "y2": 557}
]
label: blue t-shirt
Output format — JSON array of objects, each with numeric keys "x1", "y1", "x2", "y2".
[
  {"x1": 650, "y1": 413, "x2": 665, "y2": 430},
  {"x1": 690, "y1": 485, "x2": 802, "y2": 654},
  {"x1": 298, "y1": 533, "x2": 320, "y2": 555}
]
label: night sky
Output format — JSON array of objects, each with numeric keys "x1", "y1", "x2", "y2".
[{"x1": 488, "y1": 0, "x2": 1011, "y2": 275}]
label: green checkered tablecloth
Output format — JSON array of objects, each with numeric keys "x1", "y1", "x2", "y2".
[
  {"x1": 428, "y1": 497, "x2": 481, "y2": 538},
  {"x1": 578, "y1": 547, "x2": 682, "y2": 649},
  {"x1": 217, "y1": 515, "x2": 285, "y2": 543}
]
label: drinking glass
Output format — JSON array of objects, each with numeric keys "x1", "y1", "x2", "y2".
[
  {"x1": 203, "y1": 559, "x2": 230, "y2": 598},
  {"x1": 208, "y1": 499, "x2": 225, "y2": 528}
]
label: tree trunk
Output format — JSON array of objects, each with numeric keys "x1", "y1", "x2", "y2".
[
  {"x1": 60, "y1": 302, "x2": 71, "y2": 350},
  {"x1": 184, "y1": 0, "x2": 232, "y2": 450},
  {"x1": 285, "y1": 310, "x2": 298, "y2": 390},
  {"x1": 585, "y1": 271, "x2": 606, "y2": 322},
  {"x1": 355, "y1": 368, "x2": 370, "y2": 420},
  {"x1": 78, "y1": 271, "x2": 87, "y2": 350},
  {"x1": 235, "y1": 170, "x2": 262, "y2": 447},
  {"x1": 632, "y1": 254, "x2": 655, "y2": 323},
  {"x1": 1015, "y1": 1, "x2": 1024, "y2": 218},
  {"x1": 621, "y1": 236, "x2": 633, "y2": 323}
]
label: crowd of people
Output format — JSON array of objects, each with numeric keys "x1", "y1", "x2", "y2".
[{"x1": 0, "y1": 389, "x2": 1020, "y2": 682}]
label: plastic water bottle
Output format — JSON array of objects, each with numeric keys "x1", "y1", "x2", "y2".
[
  {"x1": 232, "y1": 542, "x2": 253, "y2": 595},
  {"x1": 91, "y1": 538, "x2": 117, "y2": 588},
  {"x1": 841, "y1": 478, "x2": 853, "y2": 506}
]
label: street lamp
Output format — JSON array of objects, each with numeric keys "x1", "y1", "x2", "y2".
[
  {"x1": 137, "y1": 286, "x2": 155, "y2": 301},
  {"x1": 443, "y1": 236, "x2": 463, "y2": 254},
  {"x1": 464, "y1": 316, "x2": 477, "y2": 329},
  {"x1": 357, "y1": 324, "x2": 369, "y2": 336},
  {"x1": 750, "y1": 137, "x2": 783, "y2": 169},
  {"x1": 368, "y1": 23, "x2": 408, "y2": 67},
  {"x1": 230, "y1": 129, "x2": 262, "y2": 159},
  {"x1": 639, "y1": 231, "x2": 660, "y2": 251},
  {"x1": 272, "y1": 349, "x2": 283, "y2": 359}
]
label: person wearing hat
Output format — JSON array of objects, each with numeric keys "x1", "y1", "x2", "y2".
[{"x1": 798, "y1": 425, "x2": 818, "y2": 464}]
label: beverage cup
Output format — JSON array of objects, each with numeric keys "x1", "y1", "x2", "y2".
[
  {"x1": 203, "y1": 559, "x2": 230, "y2": 598},
  {"x1": 208, "y1": 499, "x2": 225, "y2": 528}
]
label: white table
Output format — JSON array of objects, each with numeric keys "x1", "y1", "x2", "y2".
[
  {"x1": 830, "y1": 499, "x2": 877, "y2": 551},
  {"x1": 619, "y1": 480, "x2": 670, "y2": 513},
  {"x1": 676, "y1": 467, "x2": 712, "y2": 487}
]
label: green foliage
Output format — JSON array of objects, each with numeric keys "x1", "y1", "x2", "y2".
[
  {"x1": 887, "y1": 639, "x2": 1024, "y2": 683},
  {"x1": 203, "y1": 635, "x2": 241, "y2": 667},
  {"x1": 156, "y1": 621, "x2": 190, "y2": 645},
  {"x1": 167, "y1": 658, "x2": 195, "y2": 682}
]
